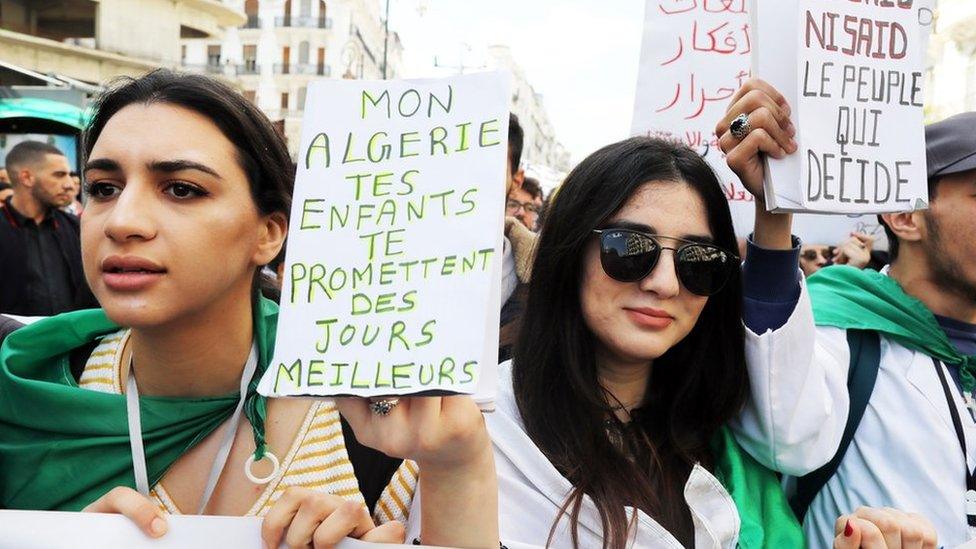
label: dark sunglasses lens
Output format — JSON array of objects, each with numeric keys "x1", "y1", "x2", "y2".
[
  {"x1": 676, "y1": 245, "x2": 734, "y2": 296},
  {"x1": 599, "y1": 231, "x2": 660, "y2": 282}
]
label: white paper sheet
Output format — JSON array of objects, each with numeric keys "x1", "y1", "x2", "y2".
[
  {"x1": 633, "y1": 0, "x2": 890, "y2": 247},
  {"x1": 257, "y1": 72, "x2": 510, "y2": 401},
  {"x1": 0, "y1": 510, "x2": 438, "y2": 549},
  {"x1": 755, "y1": 0, "x2": 935, "y2": 214}
]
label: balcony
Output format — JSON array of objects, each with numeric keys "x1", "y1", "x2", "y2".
[
  {"x1": 243, "y1": 15, "x2": 261, "y2": 29},
  {"x1": 274, "y1": 16, "x2": 333, "y2": 29},
  {"x1": 181, "y1": 63, "x2": 227, "y2": 75},
  {"x1": 270, "y1": 108, "x2": 305, "y2": 119},
  {"x1": 274, "y1": 64, "x2": 331, "y2": 77},
  {"x1": 236, "y1": 61, "x2": 260, "y2": 75}
]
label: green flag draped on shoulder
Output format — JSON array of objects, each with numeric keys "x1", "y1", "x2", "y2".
[
  {"x1": 806, "y1": 265, "x2": 976, "y2": 393},
  {"x1": 0, "y1": 297, "x2": 278, "y2": 511},
  {"x1": 711, "y1": 427, "x2": 805, "y2": 548}
]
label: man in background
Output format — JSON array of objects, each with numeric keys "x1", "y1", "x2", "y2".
[
  {"x1": 499, "y1": 114, "x2": 536, "y2": 361},
  {"x1": 0, "y1": 141, "x2": 94, "y2": 315},
  {"x1": 0, "y1": 168, "x2": 11, "y2": 202},
  {"x1": 506, "y1": 176, "x2": 544, "y2": 231},
  {"x1": 799, "y1": 233, "x2": 876, "y2": 277}
]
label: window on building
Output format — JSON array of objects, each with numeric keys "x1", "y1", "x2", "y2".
[
  {"x1": 299, "y1": 41, "x2": 310, "y2": 65},
  {"x1": 300, "y1": 0, "x2": 311, "y2": 17},
  {"x1": 281, "y1": 92, "x2": 289, "y2": 110},
  {"x1": 317, "y1": 47, "x2": 325, "y2": 75},
  {"x1": 181, "y1": 45, "x2": 187, "y2": 64},
  {"x1": 298, "y1": 86, "x2": 307, "y2": 110},
  {"x1": 243, "y1": 44, "x2": 258, "y2": 72},
  {"x1": 281, "y1": 46, "x2": 291, "y2": 74},
  {"x1": 245, "y1": 0, "x2": 259, "y2": 27},
  {"x1": 318, "y1": 1, "x2": 327, "y2": 27},
  {"x1": 207, "y1": 45, "x2": 222, "y2": 66}
]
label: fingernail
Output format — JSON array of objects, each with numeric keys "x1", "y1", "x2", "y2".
[
  {"x1": 844, "y1": 519, "x2": 853, "y2": 537},
  {"x1": 150, "y1": 517, "x2": 167, "y2": 537},
  {"x1": 789, "y1": 138, "x2": 798, "y2": 151}
]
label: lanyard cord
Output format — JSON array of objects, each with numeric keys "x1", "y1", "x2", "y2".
[
  {"x1": 933, "y1": 357, "x2": 976, "y2": 528},
  {"x1": 125, "y1": 342, "x2": 258, "y2": 515}
]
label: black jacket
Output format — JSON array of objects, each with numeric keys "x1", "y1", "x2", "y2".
[
  {"x1": 0, "y1": 199, "x2": 97, "y2": 315},
  {"x1": 0, "y1": 315, "x2": 22, "y2": 348}
]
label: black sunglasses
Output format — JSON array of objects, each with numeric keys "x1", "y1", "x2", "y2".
[
  {"x1": 801, "y1": 247, "x2": 836, "y2": 262},
  {"x1": 592, "y1": 228, "x2": 739, "y2": 296}
]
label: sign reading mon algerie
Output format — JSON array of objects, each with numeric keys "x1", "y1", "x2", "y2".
[{"x1": 258, "y1": 72, "x2": 509, "y2": 399}]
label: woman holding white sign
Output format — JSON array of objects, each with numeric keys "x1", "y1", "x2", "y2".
[
  {"x1": 0, "y1": 70, "x2": 498, "y2": 549},
  {"x1": 451, "y1": 129, "x2": 937, "y2": 548},
  {"x1": 408, "y1": 135, "x2": 802, "y2": 548}
]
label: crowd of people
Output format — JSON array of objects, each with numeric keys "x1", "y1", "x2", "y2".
[{"x1": 0, "y1": 69, "x2": 973, "y2": 549}]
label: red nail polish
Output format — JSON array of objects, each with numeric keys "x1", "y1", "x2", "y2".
[{"x1": 844, "y1": 520, "x2": 854, "y2": 537}]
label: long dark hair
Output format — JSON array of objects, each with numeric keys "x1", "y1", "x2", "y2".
[
  {"x1": 82, "y1": 69, "x2": 294, "y2": 295},
  {"x1": 512, "y1": 137, "x2": 748, "y2": 548}
]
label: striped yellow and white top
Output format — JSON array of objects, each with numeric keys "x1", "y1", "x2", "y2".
[{"x1": 78, "y1": 329, "x2": 418, "y2": 520}]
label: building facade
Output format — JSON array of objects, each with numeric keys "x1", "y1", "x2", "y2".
[
  {"x1": 0, "y1": 0, "x2": 244, "y2": 85},
  {"x1": 926, "y1": 0, "x2": 976, "y2": 121},
  {"x1": 486, "y1": 45, "x2": 571, "y2": 189},
  {"x1": 181, "y1": 0, "x2": 403, "y2": 157}
]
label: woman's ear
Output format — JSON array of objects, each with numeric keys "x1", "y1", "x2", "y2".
[
  {"x1": 880, "y1": 211, "x2": 924, "y2": 247},
  {"x1": 254, "y1": 212, "x2": 288, "y2": 266}
]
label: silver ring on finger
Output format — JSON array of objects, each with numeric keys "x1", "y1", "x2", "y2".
[
  {"x1": 369, "y1": 398, "x2": 400, "y2": 416},
  {"x1": 729, "y1": 113, "x2": 752, "y2": 140}
]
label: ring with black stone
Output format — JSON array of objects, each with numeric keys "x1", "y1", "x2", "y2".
[
  {"x1": 730, "y1": 113, "x2": 752, "y2": 139},
  {"x1": 369, "y1": 398, "x2": 400, "y2": 416}
]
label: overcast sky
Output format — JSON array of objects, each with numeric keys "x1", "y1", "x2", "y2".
[{"x1": 388, "y1": 0, "x2": 646, "y2": 164}]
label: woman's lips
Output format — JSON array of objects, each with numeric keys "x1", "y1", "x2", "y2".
[
  {"x1": 101, "y1": 271, "x2": 165, "y2": 292},
  {"x1": 101, "y1": 255, "x2": 166, "y2": 292},
  {"x1": 624, "y1": 308, "x2": 674, "y2": 330}
]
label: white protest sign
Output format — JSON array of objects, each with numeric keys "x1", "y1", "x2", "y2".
[
  {"x1": 632, "y1": 0, "x2": 888, "y2": 248},
  {"x1": 258, "y1": 73, "x2": 509, "y2": 401},
  {"x1": 0, "y1": 510, "x2": 434, "y2": 548},
  {"x1": 631, "y1": 0, "x2": 754, "y2": 236},
  {"x1": 754, "y1": 0, "x2": 934, "y2": 214}
]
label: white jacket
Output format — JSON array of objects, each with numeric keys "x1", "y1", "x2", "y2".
[
  {"x1": 405, "y1": 361, "x2": 741, "y2": 549},
  {"x1": 731, "y1": 277, "x2": 976, "y2": 548}
]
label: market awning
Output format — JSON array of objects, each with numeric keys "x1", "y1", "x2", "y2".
[{"x1": 0, "y1": 98, "x2": 90, "y2": 130}]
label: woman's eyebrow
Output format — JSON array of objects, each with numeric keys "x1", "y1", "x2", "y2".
[
  {"x1": 681, "y1": 233, "x2": 715, "y2": 244},
  {"x1": 608, "y1": 220, "x2": 715, "y2": 243},
  {"x1": 609, "y1": 220, "x2": 655, "y2": 233},
  {"x1": 148, "y1": 159, "x2": 221, "y2": 179},
  {"x1": 84, "y1": 158, "x2": 121, "y2": 173}
]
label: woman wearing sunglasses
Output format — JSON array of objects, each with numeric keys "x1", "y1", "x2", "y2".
[
  {"x1": 437, "y1": 83, "x2": 933, "y2": 548},
  {"x1": 0, "y1": 70, "x2": 498, "y2": 548},
  {"x1": 396, "y1": 135, "x2": 801, "y2": 548}
]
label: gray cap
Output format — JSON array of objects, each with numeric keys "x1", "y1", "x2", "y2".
[{"x1": 926, "y1": 111, "x2": 976, "y2": 179}]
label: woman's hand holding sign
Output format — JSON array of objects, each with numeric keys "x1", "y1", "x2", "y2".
[
  {"x1": 833, "y1": 507, "x2": 938, "y2": 549},
  {"x1": 261, "y1": 488, "x2": 405, "y2": 548},
  {"x1": 717, "y1": 78, "x2": 798, "y2": 250},
  {"x1": 83, "y1": 486, "x2": 168, "y2": 539},
  {"x1": 716, "y1": 78, "x2": 798, "y2": 203},
  {"x1": 83, "y1": 485, "x2": 407, "y2": 548},
  {"x1": 337, "y1": 395, "x2": 499, "y2": 549}
]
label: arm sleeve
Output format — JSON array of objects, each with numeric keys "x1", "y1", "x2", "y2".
[
  {"x1": 742, "y1": 236, "x2": 803, "y2": 334},
  {"x1": 732, "y1": 281, "x2": 853, "y2": 476}
]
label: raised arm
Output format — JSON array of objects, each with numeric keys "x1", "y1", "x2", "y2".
[{"x1": 716, "y1": 79, "x2": 852, "y2": 475}]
